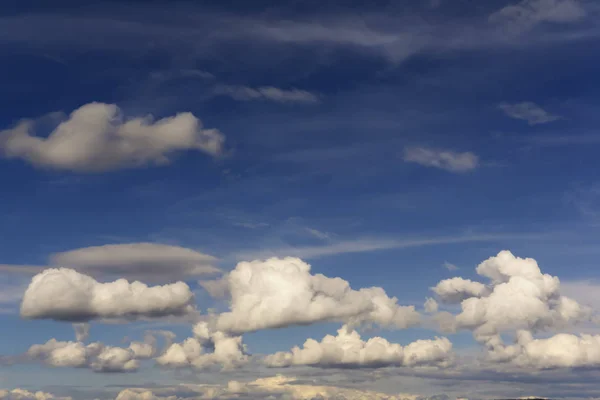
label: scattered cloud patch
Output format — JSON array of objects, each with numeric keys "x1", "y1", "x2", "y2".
[
  {"x1": 431, "y1": 277, "x2": 487, "y2": 304},
  {"x1": 498, "y1": 102, "x2": 561, "y2": 125},
  {"x1": 265, "y1": 324, "x2": 453, "y2": 368},
  {"x1": 0, "y1": 102, "x2": 225, "y2": 172},
  {"x1": 403, "y1": 147, "x2": 479, "y2": 173},
  {"x1": 489, "y1": 0, "x2": 587, "y2": 31},
  {"x1": 20, "y1": 268, "x2": 195, "y2": 322},
  {"x1": 155, "y1": 322, "x2": 247, "y2": 370},
  {"x1": 214, "y1": 85, "x2": 320, "y2": 104},
  {"x1": 26, "y1": 337, "x2": 155, "y2": 373},
  {"x1": 443, "y1": 262, "x2": 459, "y2": 271}
]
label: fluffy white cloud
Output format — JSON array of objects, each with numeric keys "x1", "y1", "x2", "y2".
[
  {"x1": 215, "y1": 257, "x2": 420, "y2": 334},
  {"x1": 26, "y1": 337, "x2": 154, "y2": 372},
  {"x1": 485, "y1": 330, "x2": 600, "y2": 369},
  {"x1": 51, "y1": 243, "x2": 220, "y2": 282},
  {"x1": 0, "y1": 389, "x2": 71, "y2": 400},
  {"x1": 0, "y1": 102, "x2": 225, "y2": 172},
  {"x1": 431, "y1": 277, "x2": 487, "y2": 304},
  {"x1": 436, "y1": 251, "x2": 590, "y2": 341},
  {"x1": 115, "y1": 389, "x2": 177, "y2": 400},
  {"x1": 403, "y1": 147, "x2": 478, "y2": 173},
  {"x1": 489, "y1": 0, "x2": 586, "y2": 29},
  {"x1": 498, "y1": 102, "x2": 561, "y2": 125},
  {"x1": 198, "y1": 275, "x2": 230, "y2": 299},
  {"x1": 20, "y1": 268, "x2": 195, "y2": 321},
  {"x1": 215, "y1": 85, "x2": 319, "y2": 104},
  {"x1": 265, "y1": 325, "x2": 453, "y2": 368},
  {"x1": 156, "y1": 322, "x2": 247, "y2": 370}
]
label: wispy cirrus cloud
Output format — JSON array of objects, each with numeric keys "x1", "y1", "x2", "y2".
[
  {"x1": 214, "y1": 85, "x2": 320, "y2": 104},
  {"x1": 498, "y1": 102, "x2": 562, "y2": 125},
  {"x1": 403, "y1": 147, "x2": 479, "y2": 173}
]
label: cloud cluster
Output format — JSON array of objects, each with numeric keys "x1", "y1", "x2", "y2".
[
  {"x1": 403, "y1": 147, "x2": 479, "y2": 173},
  {"x1": 27, "y1": 337, "x2": 155, "y2": 372},
  {"x1": 20, "y1": 268, "x2": 195, "y2": 321},
  {"x1": 0, "y1": 389, "x2": 72, "y2": 400},
  {"x1": 498, "y1": 102, "x2": 561, "y2": 125},
  {"x1": 156, "y1": 322, "x2": 247, "y2": 370},
  {"x1": 265, "y1": 325, "x2": 453, "y2": 368},
  {"x1": 433, "y1": 251, "x2": 590, "y2": 341},
  {"x1": 215, "y1": 257, "x2": 420, "y2": 334},
  {"x1": 0, "y1": 102, "x2": 225, "y2": 172},
  {"x1": 115, "y1": 375, "x2": 427, "y2": 400},
  {"x1": 486, "y1": 330, "x2": 600, "y2": 369},
  {"x1": 215, "y1": 85, "x2": 319, "y2": 104}
]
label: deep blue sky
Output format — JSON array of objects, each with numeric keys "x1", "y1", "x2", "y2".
[{"x1": 1, "y1": 0, "x2": 600, "y2": 399}]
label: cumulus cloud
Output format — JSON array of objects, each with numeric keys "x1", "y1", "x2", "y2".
[
  {"x1": 215, "y1": 85, "x2": 320, "y2": 104},
  {"x1": 0, "y1": 102, "x2": 225, "y2": 172},
  {"x1": 435, "y1": 251, "x2": 590, "y2": 341},
  {"x1": 215, "y1": 257, "x2": 420, "y2": 334},
  {"x1": 485, "y1": 330, "x2": 600, "y2": 369},
  {"x1": 265, "y1": 324, "x2": 453, "y2": 368},
  {"x1": 26, "y1": 337, "x2": 155, "y2": 372},
  {"x1": 431, "y1": 277, "x2": 487, "y2": 304},
  {"x1": 0, "y1": 389, "x2": 72, "y2": 400},
  {"x1": 198, "y1": 275, "x2": 230, "y2": 299},
  {"x1": 20, "y1": 268, "x2": 195, "y2": 322},
  {"x1": 489, "y1": 0, "x2": 586, "y2": 30},
  {"x1": 403, "y1": 147, "x2": 478, "y2": 173},
  {"x1": 498, "y1": 102, "x2": 561, "y2": 125},
  {"x1": 155, "y1": 322, "x2": 247, "y2": 370}
]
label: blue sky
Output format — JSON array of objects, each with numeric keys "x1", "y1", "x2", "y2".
[{"x1": 2, "y1": 1, "x2": 600, "y2": 399}]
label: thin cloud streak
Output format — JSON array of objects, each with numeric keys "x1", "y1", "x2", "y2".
[{"x1": 233, "y1": 232, "x2": 551, "y2": 261}]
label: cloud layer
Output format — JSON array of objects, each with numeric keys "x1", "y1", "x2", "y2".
[
  {"x1": 0, "y1": 102, "x2": 225, "y2": 172},
  {"x1": 20, "y1": 268, "x2": 195, "y2": 321}
]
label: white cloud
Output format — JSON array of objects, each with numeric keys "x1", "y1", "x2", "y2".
[
  {"x1": 265, "y1": 324, "x2": 453, "y2": 368},
  {"x1": 431, "y1": 277, "x2": 487, "y2": 304},
  {"x1": 498, "y1": 102, "x2": 561, "y2": 125},
  {"x1": 403, "y1": 147, "x2": 479, "y2": 173},
  {"x1": 486, "y1": 330, "x2": 600, "y2": 369},
  {"x1": 0, "y1": 102, "x2": 225, "y2": 172},
  {"x1": 155, "y1": 322, "x2": 247, "y2": 370},
  {"x1": 436, "y1": 251, "x2": 590, "y2": 341},
  {"x1": 26, "y1": 337, "x2": 155, "y2": 373},
  {"x1": 20, "y1": 268, "x2": 195, "y2": 322},
  {"x1": 215, "y1": 85, "x2": 319, "y2": 104},
  {"x1": 0, "y1": 389, "x2": 72, "y2": 400},
  {"x1": 215, "y1": 257, "x2": 420, "y2": 334},
  {"x1": 490, "y1": 0, "x2": 586, "y2": 30}
]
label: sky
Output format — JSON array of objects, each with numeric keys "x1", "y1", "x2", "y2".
[{"x1": 1, "y1": 0, "x2": 600, "y2": 399}]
